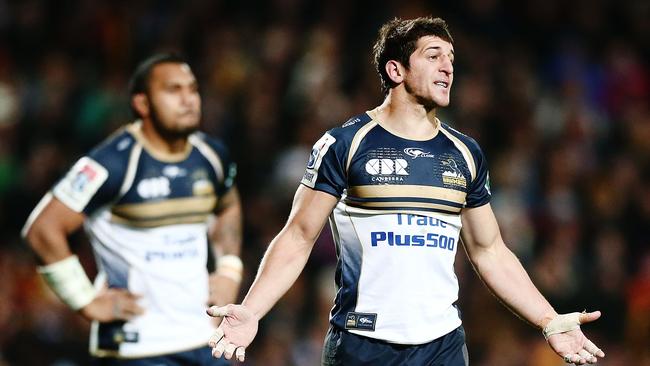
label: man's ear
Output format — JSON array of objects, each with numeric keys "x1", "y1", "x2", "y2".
[
  {"x1": 131, "y1": 94, "x2": 150, "y2": 118},
  {"x1": 385, "y1": 60, "x2": 405, "y2": 84}
]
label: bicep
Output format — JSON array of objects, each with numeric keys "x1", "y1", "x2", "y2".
[
  {"x1": 284, "y1": 185, "x2": 339, "y2": 243},
  {"x1": 460, "y1": 203, "x2": 502, "y2": 257},
  {"x1": 24, "y1": 195, "x2": 86, "y2": 263}
]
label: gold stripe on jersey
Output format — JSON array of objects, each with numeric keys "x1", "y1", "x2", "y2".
[
  {"x1": 111, "y1": 195, "x2": 217, "y2": 220},
  {"x1": 189, "y1": 134, "x2": 224, "y2": 182},
  {"x1": 344, "y1": 199, "x2": 462, "y2": 213},
  {"x1": 341, "y1": 204, "x2": 462, "y2": 226},
  {"x1": 346, "y1": 121, "x2": 378, "y2": 172},
  {"x1": 348, "y1": 185, "x2": 466, "y2": 205},
  {"x1": 118, "y1": 144, "x2": 143, "y2": 197},
  {"x1": 439, "y1": 126, "x2": 476, "y2": 182},
  {"x1": 110, "y1": 213, "x2": 210, "y2": 228}
]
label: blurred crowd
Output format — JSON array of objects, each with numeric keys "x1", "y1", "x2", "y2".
[{"x1": 0, "y1": 0, "x2": 648, "y2": 365}]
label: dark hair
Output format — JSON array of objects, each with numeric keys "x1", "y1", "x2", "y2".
[
  {"x1": 372, "y1": 17, "x2": 453, "y2": 94},
  {"x1": 128, "y1": 53, "x2": 189, "y2": 97},
  {"x1": 128, "y1": 53, "x2": 190, "y2": 117}
]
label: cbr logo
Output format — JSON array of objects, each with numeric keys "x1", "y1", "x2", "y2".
[
  {"x1": 137, "y1": 177, "x2": 171, "y2": 199},
  {"x1": 365, "y1": 158, "x2": 408, "y2": 175}
]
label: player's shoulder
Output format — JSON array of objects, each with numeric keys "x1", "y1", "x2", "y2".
[
  {"x1": 86, "y1": 124, "x2": 138, "y2": 168},
  {"x1": 325, "y1": 112, "x2": 375, "y2": 142},
  {"x1": 189, "y1": 131, "x2": 231, "y2": 158},
  {"x1": 439, "y1": 121, "x2": 483, "y2": 154}
]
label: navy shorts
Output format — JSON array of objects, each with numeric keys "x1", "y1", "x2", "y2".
[
  {"x1": 91, "y1": 346, "x2": 231, "y2": 366},
  {"x1": 322, "y1": 325, "x2": 469, "y2": 366}
]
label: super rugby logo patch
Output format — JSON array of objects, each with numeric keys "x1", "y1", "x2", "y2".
[
  {"x1": 53, "y1": 157, "x2": 108, "y2": 212},
  {"x1": 301, "y1": 133, "x2": 336, "y2": 188}
]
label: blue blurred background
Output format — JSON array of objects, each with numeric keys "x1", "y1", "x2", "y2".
[{"x1": 0, "y1": 0, "x2": 648, "y2": 365}]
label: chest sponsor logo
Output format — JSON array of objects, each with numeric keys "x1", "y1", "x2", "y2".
[
  {"x1": 370, "y1": 214, "x2": 456, "y2": 251},
  {"x1": 441, "y1": 158, "x2": 467, "y2": 188},
  {"x1": 137, "y1": 176, "x2": 171, "y2": 199},
  {"x1": 365, "y1": 158, "x2": 408, "y2": 182},
  {"x1": 404, "y1": 147, "x2": 434, "y2": 159}
]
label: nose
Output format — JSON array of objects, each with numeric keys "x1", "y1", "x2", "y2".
[
  {"x1": 440, "y1": 56, "x2": 453, "y2": 76},
  {"x1": 180, "y1": 88, "x2": 199, "y2": 106}
]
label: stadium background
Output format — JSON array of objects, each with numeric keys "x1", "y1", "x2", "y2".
[{"x1": 0, "y1": 0, "x2": 648, "y2": 365}]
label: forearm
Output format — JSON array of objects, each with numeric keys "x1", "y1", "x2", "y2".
[
  {"x1": 241, "y1": 226, "x2": 314, "y2": 319},
  {"x1": 471, "y1": 242, "x2": 557, "y2": 329}
]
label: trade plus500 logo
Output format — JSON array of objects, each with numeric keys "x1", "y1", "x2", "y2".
[{"x1": 370, "y1": 232, "x2": 456, "y2": 251}]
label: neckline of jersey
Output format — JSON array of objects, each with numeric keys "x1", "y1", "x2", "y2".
[
  {"x1": 365, "y1": 108, "x2": 441, "y2": 142},
  {"x1": 126, "y1": 121, "x2": 194, "y2": 162}
]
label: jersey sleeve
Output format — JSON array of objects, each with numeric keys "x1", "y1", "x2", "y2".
[
  {"x1": 300, "y1": 131, "x2": 347, "y2": 198},
  {"x1": 52, "y1": 132, "x2": 133, "y2": 215},
  {"x1": 465, "y1": 143, "x2": 491, "y2": 208},
  {"x1": 196, "y1": 134, "x2": 237, "y2": 196},
  {"x1": 52, "y1": 156, "x2": 124, "y2": 215}
]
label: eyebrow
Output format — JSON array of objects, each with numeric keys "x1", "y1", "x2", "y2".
[{"x1": 424, "y1": 46, "x2": 455, "y2": 54}]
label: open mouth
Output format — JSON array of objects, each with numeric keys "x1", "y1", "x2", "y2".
[{"x1": 434, "y1": 81, "x2": 449, "y2": 88}]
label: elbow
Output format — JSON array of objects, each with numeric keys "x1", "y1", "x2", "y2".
[{"x1": 23, "y1": 220, "x2": 47, "y2": 254}]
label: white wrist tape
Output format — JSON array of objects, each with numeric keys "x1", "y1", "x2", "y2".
[
  {"x1": 37, "y1": 255, "x2": 96, "y2": 310},
  {"x1": 216, "y1": 255, "x2": 243, "y2": 283},
  {"x1": 542, "y1": 312, "x2": 582, "y2": 339}
]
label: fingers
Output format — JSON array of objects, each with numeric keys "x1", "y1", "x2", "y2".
[
  {"x1": 561, "y1": 340, "x2": 604, "y2": 365},
  {"x1": 212, "y1": 339, "x2": 227, "y2": 359},
  {"x1": 578, "y1": 349, "x2": 597, "y2": 364},
  {"x1": 207, "y1": 305, "x2": 230, "y2": 318},
  {"x1": 112, "y1": 293, "x2": 145, "y2": 320},
  {"x1": 235, "y1": 347, "x2": 245, "y2": 362},
  {"x1": 211, "y1": 338, "x2": 246, "y2": 362},
  {"x1": 208, "y1": 328, "x2": 224, "y2": 348},
  {"x1": 563, "y1": 353, "x2": 584, "y2": 365},
  {"x1": 578, "y1": 311, "x2": 601, "y2": 325},
  {"x1": 223, "y1": 343, "x2": 237, "y2": 359},
  {"x1": 584, "y1": 339, "x2": 605, "y2": 358}
]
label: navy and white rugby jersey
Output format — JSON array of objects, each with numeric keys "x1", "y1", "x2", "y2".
[
  {"x1": 301, "y1": 110, "x2": 490, "y2": 344},
  {"x1": 50, "y1": 121, "x2": 236, "y2": 358}
]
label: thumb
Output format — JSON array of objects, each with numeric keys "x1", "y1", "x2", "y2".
[
  {"x1": 207, "y1": 305, "x2": 230, "y2": 317},
  {"x1": 578, "y1": 310, "x2": 601, "y2": 325}
]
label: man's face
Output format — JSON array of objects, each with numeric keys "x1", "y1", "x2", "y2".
[
  {"x1": 402, "y1": 36, "x2": 454, "y2": 109},
  {"x1": 146, "y1": 62, "x2": 201, "y2": 137}
]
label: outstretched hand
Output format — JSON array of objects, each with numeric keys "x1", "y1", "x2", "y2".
[
  {"x1": 207, "y1": 304, "x2": 259, "y2": 362},
  {"x1": 545, "y1": 311, "x2": 605, "y2": 365}
]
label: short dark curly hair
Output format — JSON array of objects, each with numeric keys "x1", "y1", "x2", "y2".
[{"x1": 372, "y1": 17, "x2": 453, "y2": 95}]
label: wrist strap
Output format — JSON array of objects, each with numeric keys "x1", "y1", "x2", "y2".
[
  {"x1": 216, "y1": 255, "x2": 243, "y2": 283},
  {"x1": 542, "y1": 312, "x2": 581, "y2": 339},
  {"x1": 37, "y1": 255, "x2": 96, "y2": 310}
]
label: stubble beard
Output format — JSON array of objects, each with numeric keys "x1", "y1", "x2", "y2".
[{"x1": 149, "y1": 103, "x2": 200, "y2": 140}]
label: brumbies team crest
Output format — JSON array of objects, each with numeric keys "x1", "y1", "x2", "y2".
[{"x1": 441, "y1": 157, "x2": 466, "y2": 188}]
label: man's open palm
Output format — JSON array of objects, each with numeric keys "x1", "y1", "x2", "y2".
[{"x1": 207, "y1": 304, "x2": 259, "y2": 362}]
